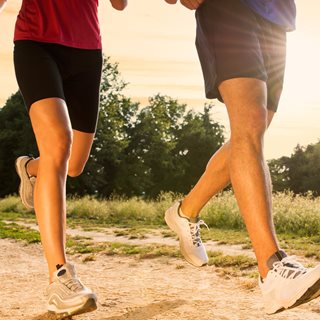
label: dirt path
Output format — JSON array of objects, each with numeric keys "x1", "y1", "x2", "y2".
[
  {"x1": 1, "y1": 228, "x2": 320, "y2": 320},
  {"x1": 8, "y1": 221, "x2": 255, "y2": 258}
]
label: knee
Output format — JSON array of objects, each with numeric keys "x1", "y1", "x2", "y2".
[
  {"x1": 233, "y1": 107, "x2": 267, "y2": 141},
  {"x1": 41, "y1": 130, "x2": 73, "y2": 166},
  {"x1": 68, "y1": 164, "x2": 85, "y2": 178}
]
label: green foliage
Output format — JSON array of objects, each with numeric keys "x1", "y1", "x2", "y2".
[
  {"x1": 66, "y1": 192, "x2": 177, "y2": 227},
  {"x1": 0, "y1": 220, "x2": 40, "y2": 243},
  {"x1": 2, "y1": 192, "x2": 320, "y2": 237},
  {"x1": 0, "y1": 92, "x2": 38, "y2": 197},
  {"x1": 269, "y1": 142, "x2": 320, "y2": 195},
  {"x1": 272, "y1": 191, "x2": 320, "y2": 236}
]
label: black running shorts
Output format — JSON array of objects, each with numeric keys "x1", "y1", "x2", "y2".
[
  {"x1": 195, "y1": 0, "x2": 287, "y2": 112},
  {"x1": 14, "y1": 40, "x2": 103, "y2": 133}
]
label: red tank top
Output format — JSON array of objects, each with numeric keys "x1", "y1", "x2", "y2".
[{"x1": 14, "y1": 0, "x2": 102, "y2": 49}]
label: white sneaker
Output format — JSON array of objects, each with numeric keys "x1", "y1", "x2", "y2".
[
  {"x1": 47, "y1": 263, "x2": 97, "y2": 319},
  {"x1": 15, "y1": 156, "x2": 36, "y2": 209},
  {"x1": 260, "y1": 251, "x2": 320, "y2": 314},
  {"x1": 165, "y1": 202, "x2": 208, "y2": 267}
]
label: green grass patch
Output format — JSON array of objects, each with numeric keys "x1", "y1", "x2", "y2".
[
  {"x1": 113, "y1": 227, "x2": 149, "y2": 240},
  {"x1": 2, "y1": 192, "x2": 320, "y2": 237},
  {"x1": 0, "y1": 220, "x2": 40, "y2": 244},
  {"x1": 208, "y1": 250, "x2": 257, "y2": 278}
]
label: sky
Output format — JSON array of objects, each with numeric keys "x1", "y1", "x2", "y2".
[{"x1": 0, "y1": 0, "x2": 320, "y2": 160}]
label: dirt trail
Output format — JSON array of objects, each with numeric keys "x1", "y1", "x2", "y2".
[
  {"x1": 1, "y1": 226, "x2": 320, "y2": 320},
  {"x1": 10, "y1": 221, "x2": 255, "y2": 258}
]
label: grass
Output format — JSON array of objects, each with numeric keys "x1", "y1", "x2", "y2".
[
  {"x1": 2, "y1": 191, "x2": 320, "y2": 236},
  {"x1": 0, "y1": 220, "x2": 40, "y2": 244},
  {"x1": 1, "y1": 191, "x2": 320, "y2": 278}
]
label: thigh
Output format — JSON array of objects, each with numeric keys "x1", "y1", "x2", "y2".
[
  {"x1": 29, "y1": 98, "x2": 72, "y2": 154},
  {"x1": 62, "y1": 48, "x2": 103, "y2": 134},
  {"x1": 219, "y1": 78, "x2": 267, "y2": 135},
  {"x1": 14, "y1": 40, "x2": 65, "y2": 111}
]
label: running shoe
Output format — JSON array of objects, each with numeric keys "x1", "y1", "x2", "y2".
[
  {"x1": 15, "y1": 156, "x2": 35, "y2": 209},
  {"x1": 165, "y1": 201, "x2": 208, "y2": 267},
  {"x1": 260, "y1": 250, "x2": 320, "y2": 314},
  {"x1": 47, "y1": 263, "x2": 97, "y2": 319}
]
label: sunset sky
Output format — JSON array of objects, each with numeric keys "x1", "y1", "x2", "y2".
[{"x1": 0, "y1": 0, "x2": 319, "y2": 160}]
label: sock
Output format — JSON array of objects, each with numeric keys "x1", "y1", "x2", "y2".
[
  {"x1": 260, "y1": 250, "x2": 287, "y2": 283},
  {"x1": 56, "y1": 264, "x2": 64, "y2": 270},
  {"x1": 267, "y1": 250, "x2": 287, "y2": 270}
]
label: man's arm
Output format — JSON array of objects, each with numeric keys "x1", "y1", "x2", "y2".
[
  {"x1": 164, "y1": 0, "x2": 204, "y2": 10},
  {"x1": 110, "y1": 0, "x2": 127, "y2": 11},
  {"x1": 0, "y1": 0, "x2": 7, "y2": 13}
]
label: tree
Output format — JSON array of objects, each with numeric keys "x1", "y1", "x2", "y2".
[
  {"x1": 173, "y1": 104, "x2": 225, "y2": 193},
  {"x1": 0, "y1": 92, "x2": 38, "y2": 197},
  {"x1": 117, "y1": 97, "x2": 225, "y2": 197},
  {"x1": 117, "y1": 94, "x2": 186, "y2": 197},
  {"x1": 269, "y1": 142, "x2": 320, "y2": 195}
]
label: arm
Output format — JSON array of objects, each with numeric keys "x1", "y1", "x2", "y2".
[
  {"x1": 0, "y1": 0, "x2": 7, "y2": 13},
  {"x1": 110, "y1": 0, "x2": 127, "y2": 11},
  {"x1": 164, "y1": 0, "x2": 204, "y2": 10}
]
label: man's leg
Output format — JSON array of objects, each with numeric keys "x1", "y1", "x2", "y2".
[
  {"x1": 181, "y1": 78, "x2": 278, "y2": 277},
  {"x1": 181, "y1": 112, "x2": 275, "y2": 219},
  {"x1": 218, "y1": 77, "x2": 278, "y2": 278}
]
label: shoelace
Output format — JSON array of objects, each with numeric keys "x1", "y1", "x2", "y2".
[
  {"x1": 64, "y1": 277, "x2": 84, "y2": 292},
  {"x1": 272, "y1": 256, "x2": 307, "y2": 279},
  {"x1": 189, "y1": 219, "x2": 209, "y2": 247}
]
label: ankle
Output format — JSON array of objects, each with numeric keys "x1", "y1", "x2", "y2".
[
  {"x1": 25, "y1": 158, "x2": 36, "y2": 177},
  {"x1": 180, "y1": 202, "x2": 199, "y2": 220},
  {"x1": 259, "y1": 249, "x2": 287, "y2": 279}
]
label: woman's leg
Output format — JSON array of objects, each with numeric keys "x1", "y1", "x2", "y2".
[
  {"x1": 27, "y1": 129, "x2": 95, "y2": 179},
  {"x1": 29, "y1": 97, "x2": 72, "y2": 282}
]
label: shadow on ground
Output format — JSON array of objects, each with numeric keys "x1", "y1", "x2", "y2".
[
  {"x1": 102, "y1": 299, "x2": 186, "y2": 320},
  {"x1": 30, "y1": 300, "x2": 186, "y2": 320},
  {"x1": 32, "y1": 313, "x2": 72, "y2": 320}
]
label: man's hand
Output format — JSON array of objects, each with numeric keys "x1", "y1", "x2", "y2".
[
  {"x1": 110, "y1": 0, "x2": 127, "y2": 11},
  {"x1": 0, "y1": 0, "x2": 7, "y2": 13},
  {"x1": 164, "y1": 0, "x2": 204, "y2": 10}
]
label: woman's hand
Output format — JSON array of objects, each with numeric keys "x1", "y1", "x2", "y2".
[
  {"x1": 164, "y1": 0, "x2": 204, "y2": 10},
  {"x1": 110, "y1": 0, "x2": 127, "y2": 11}
]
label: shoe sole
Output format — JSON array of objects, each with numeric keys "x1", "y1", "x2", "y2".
[
  {"x1": 165, "y1": 209, "x2": 208, "y2": 268},
  {"x1": 271, "y1": 278, "x2": 320, "y2": 314},
  {"x1": 15, "y1": 157, "x2": 34, "y2": 209},
  {"x1": 48, "y1": 297, "x2": 97, "y2": 319}
]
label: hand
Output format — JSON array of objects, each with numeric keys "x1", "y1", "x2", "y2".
[
  {"x1": 0, "y1": 0, "x2": 7, "y2": 13},
  {"x1": 110, "y1": 0, "x2": 127, "y2": 11},
  {"x1": 164, "y1": 0, "x2": 204, "y2": 10}
]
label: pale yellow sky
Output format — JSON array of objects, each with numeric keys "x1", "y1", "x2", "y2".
[{"x1": 0, "y1": 0, "x2": 320, "y2": 159}]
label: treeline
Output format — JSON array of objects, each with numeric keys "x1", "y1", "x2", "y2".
[
  {"x1": 0, "y1": 58, "x2": 224, "y2": 198},
  {"x1": 269, "y1": 142, "x2": 320, "y2": 196},
  {"x1": 1, "y1": 57, "x2": 320, "y2": 198}
]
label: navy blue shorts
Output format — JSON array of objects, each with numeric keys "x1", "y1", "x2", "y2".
[
  {"x1": 195, "y1": 0, "x2": 287, "y2": 112},
  {"x1": 14, "y1": 40, "x2": 103, "y2": 133}
]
